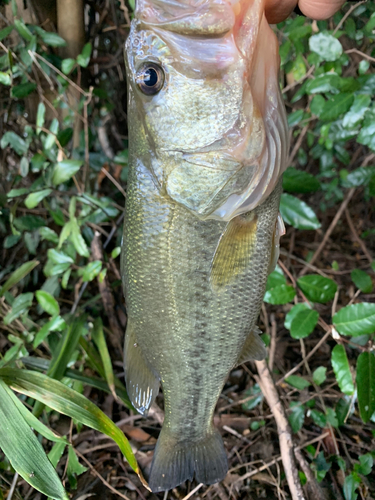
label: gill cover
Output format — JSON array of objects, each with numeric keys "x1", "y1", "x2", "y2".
[{"x1": 125, "y1": 0, "x2": 288, "y2": 221}]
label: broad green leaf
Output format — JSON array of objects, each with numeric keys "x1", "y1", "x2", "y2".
[
  {"x1": 39, "y1": 227, "x2": 59, "y2": 244},
  {"x1": 356, "y1": 352, "x2": 375, "y2": 423},
  {"x1": 285, "y1": 375, "x2": 310, "y2": 390},
  {"x1": 351, "y1": 269, "x2": 373, "y2": 294},
  {"x1": 336, "y1": 398, "x2": 351, "y2": 427},
  {"x1": 4, "y1": 292, "x2": 33, "y2": 324},
  {"x1": 289, "y1": 404, "x2": 305, "y2": 433},
  {"x1": 263, "y1": 284, "x2": 296, "y2": 305},
  {"x1": 52, "y1": 160, "x2": 83, "y2": 186},
  {"x1": 67, "y1": 446, "x2": 87, "y2": 488},
  {"x1": 343, "y1": 94, "x2": 371, "y2": 129},
  {"x1": 0, "y1": 71, "x2": 11, "y2": 85},
  {"x1": 14, "y1": 215, "x2": 46, "y2": 232},
  {"x1": 333, "y1": 303, "x2": 375, "y2": 337},
  {"x1": 33, "y1": 316, "x2": 66, "y2": 348},
  {"x1": 310, "y1": 95, "x2": 325, "y2": 117},
  {"x1": 241, "y1": 384, "x2": 263, "y2": 411},
  {"x1": 320, "y1": 93, "x2": 354, "y2": 122},
  {"x1": 25, "y1": 189, "x2": 52, "y2": 209},
  {"x1": 44, "y1": 118, "x2": 59, "y2": 151},
  {"x1": 92, "y1": 318, "x2": 116, "y2": 398},
  {"x1": 287, "y1": 109, "x2": 304, "y2": 127},
  {"x1": 297, "y1": 275, "x2": 337, "y2": 303},
  {"x1": 0, "y1": 131, "x2": 28, "y2": 155},
  {"x1": 47, "y1": 249, "x2": 74, "y2": 265},
  {"x1": 76, "y1": 42, "x2": 92, "y2": 68},
  {"x1": 284, "y1": 303, "x2": 310, "y2": 330},
  {"x1": 0, "y1": 381, "x2": 68, "y2": 500},
  {"x1": 82, "y1": 261, "x2": 102, "y2": 282},
  {"x1": 306, "y1": 73, "x2": 341, "y2": 94},
  {"x1": 70, "y1": 220, "x2": 89, "y2": 257},
  {"x1": 14, "y1": 19, "x2": 33, "y2": 41},
  {"x1": 61, "y1": 58, "x2": 75, "y2": 75},
  {"x1": 331, "y1": 344, "x2": 354, "y2": 395},
  {"x1": 38, "y1": 31, "x2": 66, "y2": 47},
  {"x1": 326, "y1": 407, "x2": 338, "y2": 428},
  {"x1": 36, "y1": 290, "x2": 60, "y2": 316},
  {"x1": 282, "y1": 168, "x2": 320, "y2": 194},
  {"x1": 342, "y1": 166, "x2": 375, "y2": 188},
  {"x1": 359, "y1": 60, "x2": 370, "y2": 75},
  {"x1": 0, "y1": 25, "x2": 14, "y2": 41},
  {"x1": 266, "y1": 266, "x2": 286, "y2": 290},
  {"x1": 343, "y1": 474, "x2": 359, "y2": 500},
  {"x1": 313, "y1": 367, "x2": 327, "y2": 386},
  {"x1": 309, "y1": 33, "x2": 343, "y2": 61},
  {"x1": 355, "y1": 454, "x2": 373, "y2": 476},
  {"x1": 280, "y1": 193, "x2": 321, "y2": 230},
  {"x1": 358, "y1": 111, "x2": 375, "y2": 151},
  {"x1": 11, "y1": 82, "x2": 37, "y2": 99},
  {"x1": 0, "y1": 260, "x2": 39, "y2": 297},
  {"x1": 0, "y1": 368, "x2": 139, "y2": 473},
  {"x1": 36, "y1": 102, "x2": 45, "y2": 135},
  {"x1": 290, "y1": 309, "x2": 319, "y2": 339},
  {"x1": 310, "y1": 409, "x2": 326, "y2": 428}
]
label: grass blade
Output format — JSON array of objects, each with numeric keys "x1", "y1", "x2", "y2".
[
  {"x1": 92, "y1": 317, "x2": 116, "y2": 399},
  {"x1": 0, "y1": 380, "x2": 68, "y2": 500},
  {"x1": 0, "y1": 260, "x2": 39, "y2": 297}
]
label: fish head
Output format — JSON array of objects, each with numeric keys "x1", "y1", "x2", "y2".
[{"x1": 125, "y1": 0, "x2": 288, "y2": 220}]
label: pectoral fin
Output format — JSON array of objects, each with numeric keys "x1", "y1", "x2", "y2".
[
  {"x1": 236, "y1": 326, "x2": 267, "y2": 365},
  {"x1": 210, "y1": 213, "x2": 257, "y2": 290},
  {"x1": 268, "y1": 212, "x2": 286, "y2": 274},
  {"x1": 124, "y1": 322, "x2": 160, "y2": 416}
]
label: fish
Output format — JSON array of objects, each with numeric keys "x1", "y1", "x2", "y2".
[{"x1": 121, "y1": 0, "x2": 288, "y2": 492}]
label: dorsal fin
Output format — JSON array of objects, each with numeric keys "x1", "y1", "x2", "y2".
[
  {"x1": 237, "y1": 326, "x2": 267, "y2": 365},
  {"x1": 210, "y1": 213, "x2": 257, "y2": 291}
]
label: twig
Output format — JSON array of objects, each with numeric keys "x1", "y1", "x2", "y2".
[
  {"x1": 75, "y1": 449, "x2": 132, "y2": 500},
  {"x1": 268, "y1": 313, "x2": 277, "y2": 372},
  {"x1": 333, "y1": 1, "x2": 367, "y2": 34},
  {"x1": 82, "y1": 87, "x2": 94, "y2": 189},
  {"x1": 299, "y1": 188, "x2": 356, "y2": 276},
  {"x1": 288, "y1": 125, "x2": 309, "y2": 165},
  {"x1": 100, "y1": 167, "x2": 127, "y2": 198},
  {"x1": 345, "y1": 48, "x2": 375, "y2": 64},
  {"x1": 294, "y1": 448, "x2": 327, "y2": 500},
  {"x1": 345, "y1": 208, "x2": 373, "y2": 264},
  {"x1": 6, "y1": 472, "x2": 18, "y2": 500},
  {"x1": 282, "y1": 65, "x2": 315, "y2": 94},
  {"x1": 181, "y1": 483, "x2": 204, "y2": 500},
  {"x1": 255, "y1": 360, "x2": 306, "y2": 500}
]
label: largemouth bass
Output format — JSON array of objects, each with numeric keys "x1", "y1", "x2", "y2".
[{"x1": 121, "y1": 0, "x2": 288, "y2": 492}]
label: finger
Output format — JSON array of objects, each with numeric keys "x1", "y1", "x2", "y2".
[
  {"x1": 265, "y1": 0, "x2": 298, "y2": 24},
  {"x1": 298, "y1": 0, "x2": 346, "y2": 20}
]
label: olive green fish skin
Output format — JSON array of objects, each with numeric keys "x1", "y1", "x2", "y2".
[{"x1": 122, "y1": 128, "x2": 282, "y2": 486}]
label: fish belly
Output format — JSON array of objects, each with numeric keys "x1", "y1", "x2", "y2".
[{"x1": 122, "y1": 161, "x2": 282, "y2": 491}]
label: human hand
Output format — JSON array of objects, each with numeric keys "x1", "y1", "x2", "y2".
[{"x1": 265, "y1": 0, "x2": 347, "y2": 24}]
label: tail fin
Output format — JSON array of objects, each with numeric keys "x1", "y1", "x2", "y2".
[{"x1": 148, "y1": 428, "x2": 228, "y2": 492}]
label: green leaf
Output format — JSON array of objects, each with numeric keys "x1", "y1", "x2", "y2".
[
  {"x1": 14, "y1": 215, "x2": 46, "y2": 232},
  {"x1": 310, "y1": 409, "x2": 326, "y2": 428},
  {"x1": 309, "y1": 33, "x2": 343, "y2": 61},
  {"x1": 343, "y1": 474, "x2": 359, "y2": 500},
  {"x1": 44, "y1": 118, "x2": 59, "y2": 151},
  {"x1": 355, "y1": 454, "x2": 373, "y2": 476},
  {"x1": 331, "y1": 344, "x2": 354, "y2": 395},
  {"x1": 0, "y1": 71, "x2": 11, "y2": 85},
  {"x1": 4, "y1": 292, "x2": 33, "y2": 324},
  {"x1": 70, "y1": 220, "x2": 89, "y2": 257},
  {"x1": 49, "y1": 442, "x2": 67, "y2": 468},
  {"x1": 351, "y1": 269, "x2": 373, "y2": 294},
  {"x1": 36, "y1": 102, "x2": 45, "y2": 135},
  {"x1": 0, "y1": 368, "x2": 139, "y2": 474},
  {"x1": 11, "y1": 82, "x2": 37, "y2": 99},
  {"x1": 47, "y1": 249, "x2": 74, "y2": 265},
  {"x1": 280, "y1": 193, "x2": 321, "y2": 230},
  {"x1": 358, "y1": 111, "x2": 375, "y2": 151},
  {"x1": 241, "y1": 384, "x2": 263, "y2": 411},
  {"x1": 266, "y1": 266, "x2": 286, "y2": 290},
  {"x1": 82, "y1": 261, "x2": 102, "y2": 282},
  {"x1": 306, "y1": 73, "x2": 341, "y2": 94},
  {"x1": 333, "y1": 303, "x2": 375, "y2": 337},
  {"x1": 320, "y1": 93, "x2": 354, "y2": 122},
  {"x1": 0, "y1": 381, "x2": 68, "y2": 500},
  {"x1": 0, "y1": 260, "x2": 39, "y2": 297},
  {"x1": 52, "y1": 160, "x2": 83, "y2": 185},
  {"x1": 264, "y1": 284, "x2": 296, "y2": 305},
  {"x1": 342, "y1": 166, "x2": 375, "y2": 188},
  {"x1": 0, "y1": 131, "x2": 28, "y2": 155},
  {"x1": 297, "y1": 275, "x2": 337, "y2": 303},
  {"x1": 285, "y1": 375, "x2": 310, "y2": 390},
  {"x1": 343, "y1": 94, "x2": 371, "y2": 129},
  {"x1": 76, "y1": 42, "x2": 92, "y2": 68},
  {"x1": 282, "y1": 168, "x2": 320, "y2": 194},
  {"x1": 33, "y1": 316, "x2": 66, "y2": 348},
  {"x1": 284, "y1": 303, "x2": 310, "y2": 329},
  {"x1": 289, "y1": 404, "x2": 305, "y2": 433},
  {"x1": 0, "y1": 25, "x2": 14, "y2": 42},
  {"x1": 92, "y1": 318, "x2": 116, "y2": 399},
  {"x1": 38, "y1": 31, "x2": 66, "y2": 47},
  {"x1": 313, "y1": 367, "x2": 327, "y2": 386},
  {"x1": 290, "y1": 309, "x2": 319, "y2": 339},
  {"x1": 310, "y1": 95, "x2": 325, "y2": 117},
  {"x1": 61, "y1": 58, "x2": 76, "y2": 75},
  {"x1": 356, "y1": 352, "x2": 375, "y2": 423},
  {"x1": 25, "y1": 189, "x2": 52, "y2": 209},
  {"x1": 36, "y1": 290, "x2": 60, "y2": 316},
  {"x1": 14, "y1": 19, "x2": 33, "y2": 41},
  {"x1": 287, "y1": 109, "x2": 305, "y2": 127},
  {"x1": 326, "y1": 407, "x2": 338, "y2": 428},
  {"x1": 67, "y1": 446, "x2": 87, "y2": 487}
]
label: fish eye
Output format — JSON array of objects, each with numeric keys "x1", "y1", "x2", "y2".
[{"x1": 136, "y1": 62, "x2": 165, "y2": 96}]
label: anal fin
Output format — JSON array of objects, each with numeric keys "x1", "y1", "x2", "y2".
[
  {"x1": 210, "y1": 213, "x2": 257, "y2": 291},
  {"x1": 124, "y1": 322, "x2": 160, "y2": 416},
  {"x1": 237, "y1": 326, "x2": 267, "y2": 365}
]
